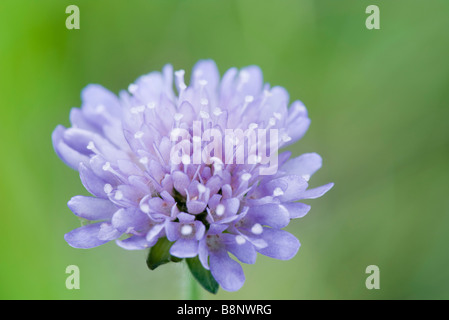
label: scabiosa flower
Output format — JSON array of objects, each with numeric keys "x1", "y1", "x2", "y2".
[{"x1": 52, "y1": 60, "x2": 333, "y2": 292}]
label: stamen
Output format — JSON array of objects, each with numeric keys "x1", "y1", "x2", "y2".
[
  {"x1": 235, "y1": 235, "x2": 246, "y2": 245},
  {"x1": 134, "y1": 131, "x2": 144, "y2": 139},
  {"x1": 213, "y1": 108, "x2": 223, "y2": 116},
  {"x1": 199, "y1": 110, "x2": 210, "y2": 119},
  {"x1": 86, "y1": 141, "x2": 99, "y2": 154},
  {"x1": 273, "y1": 112, "x2": 282, "y2": 120},
  {"x1": 251, "y1": 223, "x2": 263, "y2": 235},
  {"x1": 173, "y1": 113, "x2": 184, "y2": 122},
  {"x1": 114, "y1": 190, "x2": 123, "y2": 201},
  {"x1": 248, "y1": 123, "x2": 258, "y2": 130},
  {"x1": 281, "y1": 133, "x2": 292, "y2": 142},
  {"x1": 130, "y1": 105, "x2": 146, "y2": 114},
  {"x1": 128, "y1": 84, "x2": 138, "y2": 94},
  {"x1": 102, "y1": 162, "x2": 111, "y2": 171},
  {"x1": 104, "y1": 184, "x2": 113, "y2": 194},
  {"x1": 139, "y1": 157, "x2": 148, "y2": 165},
  {"x1": 263, "y1": 89, "x2": 273, "y2": 98},
  {"x1": 140, "y1": 203, "x2": 150, "y2": 214},
  {"x1": 174, "y1": 69, "x2": 187, "y2": 92},
  {"x1": 197, "y1": 184, "x2": 206, "y2": 194},
  {"x1": 181, "y1": 224, "x2": 193, "y2": 236},
  {"x1": 215, "y1": 204, "x2": 225, "y2": 216},
  {"x1": 245, "y1": 95, "x2": 254, "y2": 103},
  {"x1": 181, "y1": 154, "x2": 190, "y2": 165},
  {"x1": 273, "y1": 187, "x2": 284, "y2": 197}
]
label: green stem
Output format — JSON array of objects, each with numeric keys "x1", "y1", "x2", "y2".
[{"x1": 185, "y1": 262, "x2": 201, "y2": 300}]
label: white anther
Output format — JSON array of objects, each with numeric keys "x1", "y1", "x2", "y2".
[
  {"x1": 181, "y1": 224, "x2": 193, "y2": 236},
  {"x1": 134, "y1": 131, "x2": 144, "y2": 139},
  {"x1": 139, "y1": 157, "x2": 148, "y2": 165},
  {"x1": 130, "y1": 105, "x2": 145, "y2": 114},
  {"x1": 114, "y1": 190, "x2": 123, "y2": 200},
  {"x1": 241, "y1": 173, "x2": 252, "y2": 181},
  {"x1": 102, "y1": 162, "x2": 111, "y2": 171},
  {"x1": 248, "y1": 123, "x2": 258, "y2": 130},
  {"x1": 235, "y1": 235, "x2": 246, "y2": 245},
  {"x1": 273, "y1": 112, "x2": 282, "y2": 120},
  {"x1": 213, "y1": 108, "x2": 223, "y2": 116},
  {"x1": 281, "y1": 133, "x2": 292, "y2": 142},
  {"x1": 273, "y1": 187, "x2": 284, "y2": 197},
  {"x1": 140, "y1": 204, "x2": 150, "y2": 214},
  {"x1": 244, "y1": 95, "x2": 254, "y2": 103},
  {"x1": 302, "y1": 174, "x2": 311, "y2": 182},
  {"x1": 200, "y1": 98, "x2": 209, "y2": 106},
  {"x1": 103, "y1": 184, "x2": 113, "y2": 194},
  {"x1": 268, "y1": 117, "x2": 276, "y2": 126},
  {"x1": 197, "y1": 184, "x2": 206, "y2": 194},
  {"x1": 251, "y1": 223, "x2": 263, "y2": 235},
  {"x1": 199, "y1": 110, "x2": 210, "y2": 119},
  {"x1": 198, "y1": 79, "x2": 208, "y2": 86},
  {"x1": 215, "y1": 204, "x2": 225, "y2": 216},
  {"x1": 146, "y1": 102, "x2": 156, "y2": 109},
  {"x1": 175, "y1": 69, "x2": 185, "y2": 77},
  {"x1": 86, "y1": 141, "x2": 95, "y2": 150},
  {"x1": 174, "y1": 113, "x2": 184, "y2": 121},
  {"x1": 181, "y1": 154, "x2": 190, "y2": 165},
  {"x1": 128, "y1": 84, "x2": 138, "y2": 94},
  {"x1": 263, "y1": 89, "x2": 273, "y2": 98}
]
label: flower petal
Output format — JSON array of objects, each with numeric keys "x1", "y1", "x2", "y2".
[
  {"x1": 222, "y1": 234, "x2": 257, "y2": 265},
  {"x1": 282, "y1": 202, "x2": 311, "y2": 219},
  {"x1": 256, "y1": 228, "x2": 300, "y2": 260},
  {"x1": 299, "y1": 182, "x2": 334, "y2": 200},
  {"x1": 116, "y1": 235, "x2": 152, "y2": 250},
  {"x1": 191, "y1": 59, "x2": 220, "y2": 92},
  {"x1": 111, "y1": 208, "x2": 150, "y2": 234},
  {"x1": 97, "y1": 222, "x2": 121, "y2": 241},
  {"x1": 187, "y1": 200, "x2": 207, "y2": 214},
  {"x1": 172, "y1": 171, "x2": 190, "y2": 196},
  {"x1": 281, "y1": 153, "x2": 322, "y2": 179},
  {"x1": 170, "y1": 239, "x2": 199, "y2": 258},
  {"x1": 209, "y1": 250, "x2": 245, "y2": 292},
  {"x1": 52, "y1": 125, "x2": 89, "y2": 170},
  {"x1": 64, "y1": 222, "x2": 110, "y2": 249},
  {"x1": 263, "y1": 175, "x2": 308, "y2": 202},
  {"x1": 68, "y1": 196, "x2": 118, "y2": 221},
  {"x1": 285, "y1": 101, "x2": 310, "y2": 146},
  {"x1": 246, "y1": 203, "x2": 290, "y2": 229},
  {"x1": 79, "y1": 163, "x2": 109, "y2": 199}
]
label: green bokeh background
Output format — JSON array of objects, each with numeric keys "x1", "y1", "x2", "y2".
[{"x1": 1, "y1": 0, "x2": 448, "y2": 299}]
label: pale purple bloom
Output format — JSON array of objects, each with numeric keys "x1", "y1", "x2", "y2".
[{"x1": 52, "y1": 60, "x2": 333, "y2": 292}]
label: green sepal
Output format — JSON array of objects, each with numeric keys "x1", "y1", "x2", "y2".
[
  {"x1": 186, "y1": 256, "x2": 219, "y2": 294},
  {"x1": 146, "y1": 237, "x2": 182, "y2": 270}
]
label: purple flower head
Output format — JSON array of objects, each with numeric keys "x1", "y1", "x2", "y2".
[{"x1": 52, "y1": 60, "x2": 333, "y2": 292}]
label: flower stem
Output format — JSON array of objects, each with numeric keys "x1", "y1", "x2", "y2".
[{"x1": 185, "y1": 262, "x2": 201, "y2": 300}]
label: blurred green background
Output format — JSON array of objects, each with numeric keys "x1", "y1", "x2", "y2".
[{"x1": 1, "y1": 0, "x2": 448, "y2": 300}]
